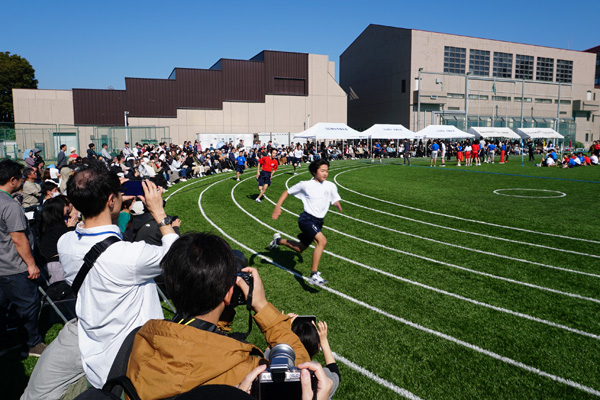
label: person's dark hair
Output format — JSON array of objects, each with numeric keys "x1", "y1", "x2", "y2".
[
  {"x1": 67, "y1": 159, "x2": 121, "y2": 218},
  {"x1": 292, "y1": 322, "x2": 320, "y2": 359},
  {"x1": 89, "y1": 143, "x2": 95, "y2": 149},
  {"x1": 41, "y1": 196, "x2": 67, "y2": 234},
  {"x1": 40, "y1": 180, "x2": 58, "y2": 197},
  {"x1": 0, "y1": 159, "x2": 24, "y2": 185},
  {"x1": 162, "y1": 232, "x2": 237, "y2": 318},
  {"x1": 102, "y1": 143, "x2": 107, "y2": 147},
  {"x1": 308, "y1": 159, "x2": 329, "y2": 176},
  {"x1": 23, "y1": 167, "x2": 35, "y2": 179},
  {"x1": 121, "y1": 198, "x2": 134, "y2": 210}
]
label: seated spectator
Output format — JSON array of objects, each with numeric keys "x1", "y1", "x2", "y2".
[
  {"x1": 125, "y1": 232, "x2": 310, "y2": 398},
  {"x1": 39, "y1": 196, "x2": 78, "y2": 283},
  {"x1": 591, "y1": 154, "x2": 599, "y2": 165},
  {"x1": 21, "y1": 168, "x2": 41, "y2": 209},
  {"x1": 128, "y1": 200, "x2": 180, "y2": 245},
  {"x1": 40, "y1": 180, "x2": 59, "y2": 204},
  {"x1": 118, "y1": 197, "x2": 135, "y2": 234}
]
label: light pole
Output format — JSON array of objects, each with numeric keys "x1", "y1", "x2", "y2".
[
  {"x1": 124, "y1": 111, "x2": 130, "y2": 143},
  {"x1": 417, "y1": 68, "x2": 423, "y2": 131},
  {"x1": 464, "y1": 72, "x2": 472, "y2": 130}
]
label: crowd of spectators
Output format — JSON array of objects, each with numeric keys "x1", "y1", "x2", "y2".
[{"x1": 1, "y1": 137, "x2": 339, "y2": 399}]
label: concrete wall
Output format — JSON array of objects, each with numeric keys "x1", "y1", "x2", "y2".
[{"x1": 13, "y1": 89, "x2": 74, "y2": 125}]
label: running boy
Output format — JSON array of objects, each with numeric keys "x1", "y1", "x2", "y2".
[
  {"x1": 235, "y1": 149, "x2": 247, "y2": 181},
  {"x1": 293, "y1": 144, "x2": 304, "y2": 175},
  {"x1": 270, "y1": 159, "x2": 342, "y2": 285},
  {"x1": 255, "y1": 148, "x2": 279, "y2": 203}
]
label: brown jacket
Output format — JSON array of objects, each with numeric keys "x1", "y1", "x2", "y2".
[{"x1": 126, "y1": 303, "x2": 310, "y2": 400}]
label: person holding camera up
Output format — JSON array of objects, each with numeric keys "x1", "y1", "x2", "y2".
[{"x1": 125, "y1": 232, "x2": 313, "y2": 399}]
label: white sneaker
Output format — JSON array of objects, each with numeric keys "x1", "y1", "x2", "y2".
[
  {"x1": 269, "y1": 233, "x2": 281, "y2": 249},
  {"x1": 236, "y1": 178, "x2": 240, "y2": 181},
  {"x1": 180, "y1": 178, "x2": 187, "y2": 181},
  {"x1": 309, "y1": 272, "x2": 328, "y2": 286},
  {"x1": 255, "y1": 198, "x2": 261, "y2": 203}
]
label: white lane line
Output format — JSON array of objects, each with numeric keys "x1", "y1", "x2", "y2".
[
  {"x1": 232, "y1": 175, "x2": 600, "y2": 339},
  {"x1": 197, "y1": 177, "x2": 421, "y2": 399},
  {"x1": 286, "y1": 169, "x2": 600, "y2": 279},
  {"x1": 333, "y1": 167, "x2": 600, "y2": 245},
  {"x1": 332, "y1": 352, "x2": 424, "y2": 400},
  {"x1": 198, "y1": 177, "x2": 600, "y2": 398}
]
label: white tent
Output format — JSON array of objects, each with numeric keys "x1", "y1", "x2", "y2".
[
  {"x1": 416, "y1": 125, "x2": 475, "y2": 139},
  {"x1": 467, "y1": 127, "x2": 521, "y2": 140},
  {"x1": 515, "y1": 128, "x2": 564, "y2": 140},
  {"x1": 293, "y1": 122, "x2": 366, "y2": 140},
  {"x1": 363, "y1": 124, "x2": 419, "y2": 140}
]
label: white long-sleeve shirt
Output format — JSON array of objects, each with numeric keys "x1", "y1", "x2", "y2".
[{"x1": 58, "y1": 223, "x2": 178, "y2": 388}]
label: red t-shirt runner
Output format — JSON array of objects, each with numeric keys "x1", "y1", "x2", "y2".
[{"x1": 259, "y1": 156, "x2": 279, "y2": 173}]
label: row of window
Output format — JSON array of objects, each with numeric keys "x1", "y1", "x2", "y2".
[
  {"x1": 443, "y1": 47, "x2": 573, "y2": 83},
  {"x1": 446, "y1": 92, "x2": 572, "y2": 104}
]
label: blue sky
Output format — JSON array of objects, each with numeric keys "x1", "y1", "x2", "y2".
[{"x1": 5, "y1": 0, "x2": 599, "y2": 90}]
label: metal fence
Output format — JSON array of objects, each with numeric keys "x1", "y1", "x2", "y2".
[{"x1": 0, "y1": 122, "x2": 170, "y2": 161}]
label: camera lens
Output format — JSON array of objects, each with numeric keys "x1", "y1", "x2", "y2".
[{"x1": 268, "y1": 343, "x2": 295, "y2": 373}]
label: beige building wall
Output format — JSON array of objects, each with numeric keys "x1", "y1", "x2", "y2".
[
  {"x1": 13, "y1": 53, "x2": 347, "y2": 150},
  {"x1": 409, "y1": 30, "x2": 598, "y2": 145}
]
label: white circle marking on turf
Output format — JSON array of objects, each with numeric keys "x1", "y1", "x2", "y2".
[
  {"x1": 333, "y1": 168, "x2": 600, "y2": 245},
  {"x1": 493, "y1": 188, "x2": 567, "y2": 198},
  {"x1": 197, "y1": 174, "x2": 600, "y2": 397}
]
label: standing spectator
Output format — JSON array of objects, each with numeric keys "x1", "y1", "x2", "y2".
[
  {"x1": 527, "y1": 139, "x2": 535, "y2": 162},
  {"x1": 0, "y1": 160, "x2": 46, "y2": 357},
  {"x1": 56, "y1": 144, "x2": 67, "y2": 170},
  {"x1": 403, "y1": 139, "x2": 411, "y2": 166}
]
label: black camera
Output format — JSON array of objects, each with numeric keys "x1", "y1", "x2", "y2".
[
  {"x1": 231, "y1": 250, "x2": 253, "y2": 308},
  {"x1": 254, "y1": 344, "x2": 315, "y2": 400}
]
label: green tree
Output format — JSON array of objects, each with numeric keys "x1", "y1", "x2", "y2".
[{"x1": 0, "y1": 52, "x2": 38, "y2": 122}]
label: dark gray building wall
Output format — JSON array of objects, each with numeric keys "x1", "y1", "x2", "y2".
[{"x1": 340, "y1": 24, "x2": 413, "y2": 131}]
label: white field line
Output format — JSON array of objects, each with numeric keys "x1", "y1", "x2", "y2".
[
  {"x1": 333, "y1": 167, "x2": 600, "y2": 246},
  {"x1": 332, "y1": 352, "x2": 424, "y2": 400},
  {"x1": 284, "y1": 170, "x2": 600, "y2": 279},
  {"x1": 197, "y1": 177, "x2": 421, "y2": 400},
  {"x1": 262, "y1": 193, "x2": 600, "y2": 305},
  {"x1": 197, "y1": 177, "x2": 600, "y2": 398},
  {"x1": 235, "y1": 175, "x2": 600, "y2": 339}
]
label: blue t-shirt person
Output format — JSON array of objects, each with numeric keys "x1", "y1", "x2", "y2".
[
  {"x1": 236, "y1": 155, "x2": 246, "y2": 166},
  {"x1": 431, "y1": 143, "x2": 440, "y2": 151},
  {"x1": 488, "y1": 144, "x2": 496, "y2": 151}
]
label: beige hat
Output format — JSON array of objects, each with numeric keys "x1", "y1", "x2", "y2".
[{"x1": 69, "y1": 147, "x2": 77, "y2": 153}]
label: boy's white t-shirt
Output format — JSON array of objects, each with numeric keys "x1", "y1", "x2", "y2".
[
  {"x1": 294, "y1": 149, "x2": 304, "y2": 158},
  {"x1": 288, "y1": 179, "x2": 341, "y2": 219}
]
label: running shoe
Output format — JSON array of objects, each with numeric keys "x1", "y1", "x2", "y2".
[
  {"x1": 269, "y1": 233, "x2": 281, "y2": 249},
  {"x1": 255, "y1": 198, "x2": 262, "y2": 203},
  {"x1": 309, "y1": 272, "x2": 328, "y2": 286}
]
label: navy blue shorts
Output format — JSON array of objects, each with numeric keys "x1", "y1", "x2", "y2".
[
  {"x1": 293, "y1": 157, "x2": 302, "y2": 165},
  {"x1": 297, "y1": 212, "x2": 324, "y2": 247},
  {"x1": 257, "y1": 170, "x2": 272, "y2": 186},
  {"x1": 235, "y1": 165, "x2": 245, "y2": 174}
]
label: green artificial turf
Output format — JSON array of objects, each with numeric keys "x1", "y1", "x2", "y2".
[{"x1": 12, "y1": 157, "x2": 599, "y2": 399}]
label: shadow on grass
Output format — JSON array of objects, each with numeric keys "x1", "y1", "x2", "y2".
[{"x1": 249, "y1": 250, "x2": 319, "y2": 294}]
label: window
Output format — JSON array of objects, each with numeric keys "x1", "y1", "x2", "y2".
[
  {"x1": 492, "y1": 96, "x2": 510, "y2": 101},
  {"x1": 515, "y1": 55, "x2": 534, "y2": 80},
  {"x1": 554, "y1": 99, "x2": 571, "y2": 104},
  {"x1": 402, "y1": 79, "x2": 406, "y2": 93},
  {"x1": 273, "y1": 78, "x2": 306, "y2": 95},
  {"x1": 447, "y1": 93, "x2": 465, "y2": 99},
  {"x1": 493, "y1": 52, "x2": 513, "y2": 78},
  {"x1": 556, "y1": 59, "x2": 573, "y2": 83},
  {"x1": 514, "y1": 97, "x2": 532, "y2": 102},
  {"x1": 586, "y1": 133, "x2": 589, "y2": 142},
  {"x1": 535, "y1": 98, "x2": 553, "y2": 104},
  {"x1": 468, "y1": 94, "x2": 489, "y2": 100},
  {"x1": 444, "y1": 46, "x2": 466, "y2": 74},
  {"x1": 469, "y1": 49, "x2": 490, "y2": 76},
  {"x1": 448, "y1": 107, "x2": 460, "y2": 110},
  {"x1": 536, "y1": 57, "x2": 554, "y2": 81}
]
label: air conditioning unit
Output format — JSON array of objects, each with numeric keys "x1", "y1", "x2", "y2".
[{"x1": 430, "y1": 95, "x2": 438, "y2": 100}]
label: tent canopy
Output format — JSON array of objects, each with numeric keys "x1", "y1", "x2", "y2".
[
  {"x1": 467, "y1": 127, "x2": 521, "y2": 140},
  {"x1": 363, "y1": 124, "x2": 419, "y2": 140},
  {"x1": 293, "y1": 122, "x2": 366, "y2": 140},
  {"x1": 515, "y1": 128, "x2": 564, "y2": 140},
  {"x1": 416, "y1": 125, "x2": 475, "y2": 139}
]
